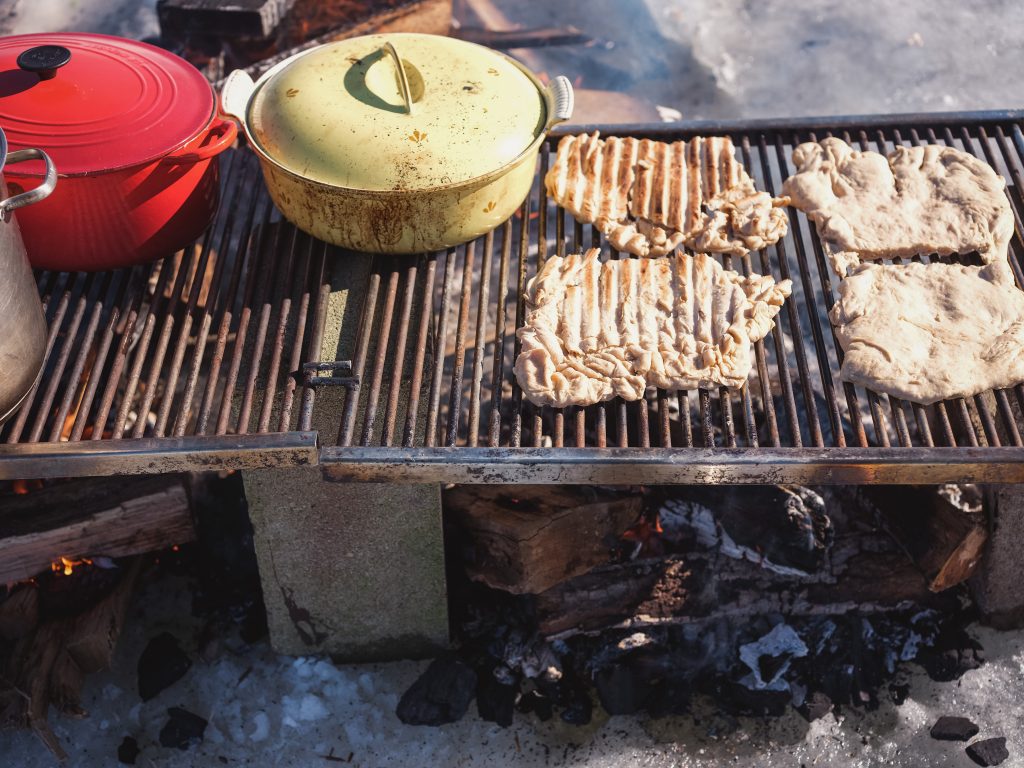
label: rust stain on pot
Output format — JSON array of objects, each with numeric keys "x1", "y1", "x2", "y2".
[{"x1": 286, "y1": 88, "x2": 300, "y2": 97}]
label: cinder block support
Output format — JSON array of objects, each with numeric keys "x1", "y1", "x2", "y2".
[
  {"x1": 244, "y1": 467, "x2": 449, "y2": 659},
  {"x1": 971, "y1": 485, "x2": 1024, "y2": 629},
  {"x1": 241, "y1": 249, "x2": 448, "y2": 660}
]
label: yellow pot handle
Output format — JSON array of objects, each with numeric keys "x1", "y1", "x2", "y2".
[{"x1": 383, "y1": 41, "x2": 415, "y2": 116}]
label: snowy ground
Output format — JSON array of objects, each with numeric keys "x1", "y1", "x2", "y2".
[
  {"x1": 2, "y1": 1, "x2": 1024, "y2": 765},
  {"x1": 2, "y1": 568, "x2": 1023, "y2": 768},
  {"x1": 0, "y1": 0, "x2": 158, "y2": 39}
]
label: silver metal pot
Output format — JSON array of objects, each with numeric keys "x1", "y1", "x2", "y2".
[{"x1": 0, "y1": 127, "x2": 56, "y2": 424}]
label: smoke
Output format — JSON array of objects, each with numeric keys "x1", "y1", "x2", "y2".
[{"x1": 8, "y1": 0, "x2": 159, "y2": 40}]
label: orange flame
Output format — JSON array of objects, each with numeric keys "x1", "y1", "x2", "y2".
[{"x1": 51, "y1": 556, "x2": 93, "y2": 576}]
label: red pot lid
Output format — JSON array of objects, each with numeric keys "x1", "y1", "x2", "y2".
[{"x1": 0, "y1": 33, "x2": 214, "y2": 176}]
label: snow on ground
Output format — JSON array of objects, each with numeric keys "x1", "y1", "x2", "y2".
[
  {"x1": 0, "y1": 0, "x2": 158, "y2": 39},
  {"x1": 1, "y1": 569, "x2": 1023, "y2": 768},
  {"x1": 651, "y1": 0, "x2": 1024, "y2": 118}
]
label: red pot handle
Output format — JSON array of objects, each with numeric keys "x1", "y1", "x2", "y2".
[{"x1": 162, "y1": 116, "x2": 238, "y2": 165}]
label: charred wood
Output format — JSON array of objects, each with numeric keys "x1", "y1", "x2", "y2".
[
  {"x1": 0, "y1": 558, "x2": 141, "y2": 760},
  {"x1": 444, "y1": 485, "x2": 644, "y2": 594},
  {"x1": 0, "y1": 475, "x2": 194, "y2": 585},
  {"x1": 537, "y1": 541, "x2": 947, "y2": 638},
  {"x1": 453, "y1": 26, "x2": 593, "y2": 49},
  {"x1": 864, "y1": 484, "x2": 987, "y2": 592},
  {"x1": 158, "y1": 0, "x2": 297, "y2": 40}
]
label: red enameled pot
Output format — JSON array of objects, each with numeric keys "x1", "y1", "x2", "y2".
[{"x1": 0, "y1": 33, "x2": 237, "y2": 271}]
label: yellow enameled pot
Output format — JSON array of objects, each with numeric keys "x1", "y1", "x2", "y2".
[{"x1": 221, "y1": 33, "x2": 573, "y2": 254}]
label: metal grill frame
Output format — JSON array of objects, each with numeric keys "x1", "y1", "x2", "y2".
[
  {"x1": 3, "y1": 110, "x2": 1024, "y2": 484},
  {"x1": 317, "y1": 109, "x2": 1024, "y2": 484}
]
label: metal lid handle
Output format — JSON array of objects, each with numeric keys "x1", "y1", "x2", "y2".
[
  {"x1": 382, "y1": 41, "x2": 415, "y2": 116},
  {"x1": 0, "y1": 149, "x2": 57, "y2": 220},
  {"x1": 17, "y1": 45, "x2": 71, "y2": 81}
]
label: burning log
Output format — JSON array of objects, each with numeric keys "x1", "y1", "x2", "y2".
[
  {"x1": 526, "y1": 486, "x2": 947, "y2": 638},
  {"x1": 0, "y1": 475, "x2": 194, "y2": 585},
  {"x1": 0, "y1": 558, "x2": 142, "y2": 761},
  {"x1": 443, "y1": 485, "x2": 644, "y2": 594},
  {"x1": 535, "y1": 543, "x2": 948, "y2": 638}
]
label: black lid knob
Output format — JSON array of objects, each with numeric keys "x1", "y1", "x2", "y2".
[{"x1": 17, "y1": 45, "x2": 71, "y2": 81}]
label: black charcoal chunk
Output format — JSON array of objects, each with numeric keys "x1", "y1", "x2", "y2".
[
  {"x1": 796, "y1": 692, "x2": 833, "y2": 723},
  {"x1": 929, "y1": 715, "x2": 979, "y2": 741},
  {"x1": 117, "y1": 736, "x2": 139, "y2": 765},
  {"x1": 966, "y1": 737, "x2": 1009, "y2": 767},
  {"x1": 138, "y1": 632, "x2": 192, "y2": 701},
  {"x1": 396, "y1": 655, "x2": 477, "y2": 726},
  {"x1": 158, "y1": 707, "x2": 208, "y2": 750}
]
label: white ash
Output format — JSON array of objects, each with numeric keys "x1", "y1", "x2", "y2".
[
  {"x1": 738, "y1": 623, "x2": 809, "y2": 691},
  {"x1": 659, "y1": 496, "x2": 818, "y2": 578}
]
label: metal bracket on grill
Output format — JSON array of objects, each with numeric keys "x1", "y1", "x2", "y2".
[{"x1": 301, "y1": 361, "x2": 360, "y2": 391}]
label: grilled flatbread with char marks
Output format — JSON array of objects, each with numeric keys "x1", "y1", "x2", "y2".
[
  {"x1": 782, "y1": 137, "x2": 1014, "y2": 276},
  {"x1": 514, "y1": 249, "x2": 792, "y2": 408},
  {"x1": 545, "y1": 132, "x2": 789, "y2": 258}
]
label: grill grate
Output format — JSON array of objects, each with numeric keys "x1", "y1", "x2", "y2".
[
  {"x1": 4, "y1": 111, "x2": 1024, "y2": 483},
  {"x1": 314, "y1": 111, "x2": 1024, "y2": 483},
  {"x1": 0, "y1": 148, "x2": 323, "y2": 478}
]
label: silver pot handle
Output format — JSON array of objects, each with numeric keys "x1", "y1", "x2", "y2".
[
  {"x1": 0, "y1": 148, "x2": 57, "y2": 219},
  {"x1": 544, "y1": 76, "x2": 574, "y2": 131}
]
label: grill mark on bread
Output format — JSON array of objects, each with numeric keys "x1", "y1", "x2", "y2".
[
  {"x1": 545, "y1": 133, "x2": 788, "y2": 259},
  {"x1": 514, "y1": 249, "x2": 792, "y2": 407}
]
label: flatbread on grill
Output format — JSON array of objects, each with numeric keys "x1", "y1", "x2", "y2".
[
  {"x1": 782, "y1": 137, "x2": 1014, "y2": 276},
  {"x1": 514, "y1": 249, "x2": 792, "y2": 408},
  {"x1": 830, "y1": 260, "x2": 1024, "y2": 404},
  {"x1": 545, "y1": 132, "x2": 789, "y2": 259}
]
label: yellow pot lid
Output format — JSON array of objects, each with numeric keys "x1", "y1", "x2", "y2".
[{"x1": 247, "y1": 33, "x2": 550, "y2": 191}]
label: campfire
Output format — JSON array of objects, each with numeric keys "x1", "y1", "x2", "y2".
[
  {"x1": 0, "y1": 0, "x2": 1022, "y2": 766},
  {"x1": 394, "y1": 482, "x2": 987, "y2": 729}
]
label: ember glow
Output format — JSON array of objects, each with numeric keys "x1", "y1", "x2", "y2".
[
  {"x1": 12, "y1": 479, "x2": 44, "y2": 495},
  {"x1": 51, "y1": 556, "x2": 93, "y2": 576}
]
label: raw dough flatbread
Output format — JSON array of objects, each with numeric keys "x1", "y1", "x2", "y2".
[
  {"x1": 782, "y1": 137, "x2": 1014, "y2": 276},
  {"x1": 514, "y1": 249, "x2": 792, "y2": 408},
  {"x1": 545, "y1": 132, "x2": 789, "y2": 258},
  {"x1": 830, "y1": 260, "x2": 1024, "y2": 403}
]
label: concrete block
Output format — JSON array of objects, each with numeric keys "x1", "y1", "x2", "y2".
[
  {"x1": 244, "y1": 466, "x2": 449, "y2": 660},
  {"x1": 970, "y1": 485, "x2": 1024, "y2": 629}
]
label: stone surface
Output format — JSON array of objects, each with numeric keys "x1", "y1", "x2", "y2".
[
  {"x1": 244, "y1": 466, "x2": 448, "y2": 660},
  {"x1": 966, "y1": 737, "x2": 1009, "y2": 767},
  {"x1": 929, "y1": 715, "x2": 979, "y2": 741}
]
